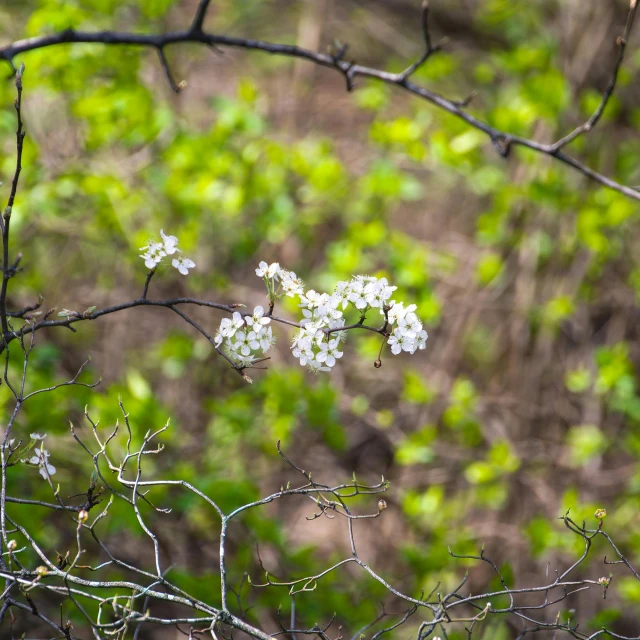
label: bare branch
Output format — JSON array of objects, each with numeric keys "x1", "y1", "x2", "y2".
[{"x1": 0, "y1": 5, "x2": 637, "y2": 200}]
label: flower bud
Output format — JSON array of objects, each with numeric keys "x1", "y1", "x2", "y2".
[
  {"x1": 36, "y1": 565, "x2": 48, "y2": 577},
  {"x1": 598, "y1": 576, "x2": 611, "y2": 587},
  {"x1": 7, "y1": 540, "x2": 17, "y2": 552},
  {"x1": 378, "y1": 499, "x2": 387, "y2": 511},
  {"x1": 594, "y1": 508, "x2": 607, "y2": 519},
  {"x1": 78, "y1": 509, "x2": 89, "y2": 523}
]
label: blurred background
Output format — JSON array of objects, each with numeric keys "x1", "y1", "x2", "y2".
[{"x1": 1, "y1": 0, "x2": 640, "y2": 637}]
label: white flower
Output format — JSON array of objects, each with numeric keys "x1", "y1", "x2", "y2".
[
  {"x1": 246, "y1": 306, "x2": 271, "y2": 335},
  {"x1": 388, "y1": 329, "x2": 414, "y2": 355},
  {"x1": 299, "y1": 319, "x2": 326, "y2": 343},
  {"x1": 256, "y1": 261, "x2": 281, "y2": 280},
  {"x1": 30, "y1": 433, "x2": 46, "y2": 441},
  {"x1": 387, "y1": 302, "x2": 417, "y2": 324},
  {"x1": 255, "y1": 261, "x2": 269, "y2": 277},
  {"x1": 316, "y1": 339, "x2": 343, "y2": 367},
  {"x1": 172, "y1": 256, "x2": 195, "y2": 275},
  {"x1": 139, "y1": 239, "x2": 164, "y2": 255},
  {"x1": 299, "y1": 290, "x2": 321, "y2": 309},
  {"x1": 416, "y1": 329, "x2": 428, "y2": 350},
  {"x1": 160, "y1": 229, "x2": 179, "y2": 255},
  {"x1": 231, "y1": 330, "x2": 260, "y2": 356},
  {"x1": 259, "y1": 326, "x2": 276, "y2": 353},
  {"x1": 348, "y1": 280, "x2": 369, "y2": 309},
  {"x1": 292, "y1": 341, "x2": 314, "y2": 366},
  {"x1": 29, "y1": 449, "x2": 56, "y2": 479},
  {"x1": 397, "y1": 311, "x2": 422, "y2": 339},
  {"x1": 267, "y1": 263, "x2": 281, "y2": 279},
  {"x1": 387, "y1": 302, "x2": 404, "y2": 324},
  {"x1": 225, "y1": 313, "x2": 245, "y2": 336},
  {"x1": 216, "y1": 312, "x2": 245, "y2": 345},
  {"x1": 307, "y1": 359, "x2": 331, "y2": 374},
  {"x1": 332, "y1": 285, "x2": 350, "y2": 310},
  {"x1": 364, "y1": 278, "x2": 396, "y2": 308},
  {"x1": 139, "y1": 239, "x2": 166, "y2": 270},
  {"x1": 141, "y1": 252, "x2": 159, "y2": 270},
  {"x1": 281, "y1": 271, "x2": 305, "y2": 297}
]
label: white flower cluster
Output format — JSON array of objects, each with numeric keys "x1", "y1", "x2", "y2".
[
  {"x1": 255, "y1": 266, "x2": 428, "y2": 373},
  {"x1": 214, "y1": 306, "x2": 276, "y2": 367},
  {"x1": 200, "y1": 260, "x2": 427, "y2": 374},
  {"x1": 140, "y1": 230, "x2": 195, "y2": 275},
  {"x1": 289, "y1": 274, "x2": 427, "y2": 371},
  {"x1": 255, "y1": 261, "x2": 305, "y2": 298},
  {"x1": 386, "y1": 302, "x2": 429, "y2": 354}
]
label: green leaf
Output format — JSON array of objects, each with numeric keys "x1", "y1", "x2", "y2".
[{"x1": 566, "y1": 425, "x2": 607, "y2": 467}]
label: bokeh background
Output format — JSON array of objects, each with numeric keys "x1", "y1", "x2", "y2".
[{"x1": 1, "y1": 0, "x2": 640, "y2": 637}]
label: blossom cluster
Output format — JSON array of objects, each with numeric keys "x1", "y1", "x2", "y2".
[
  {"x1": 140, "y1": 229, "x2": 195, "y2": 275},
  {"x1": 289, "y1": 274, "x2": 427, "y2": 371},
  {"x1": 255, "y1": 261, "x2": 305, "y2": 298},
  {"x1": 214, "y1": 306, "x2": 276, "y2": 367},
  {"x1": 143, "y1": 246, "x2": 428, "y2": 372}
]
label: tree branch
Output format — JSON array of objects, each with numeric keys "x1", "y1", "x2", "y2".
[{"x1": 0, "y1": 3, "x2": 637, "y2": 201}]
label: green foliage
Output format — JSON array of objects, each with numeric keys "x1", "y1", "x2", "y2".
[
  {"x1": 566, "y1": 425, "x2": 608, "y2": 467},
  {"x1": 3, "y1": 0, "x2": 640, "y2": 633}
]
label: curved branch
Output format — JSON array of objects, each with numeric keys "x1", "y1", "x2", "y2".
[{"x1": 0, "y1": 3, "x2": 637, "y2": 201}]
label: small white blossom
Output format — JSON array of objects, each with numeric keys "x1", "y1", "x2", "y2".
[
  {"x1": 139, "y1": 239, "x2": 165, "y2": 256},
  {"x1": 299, "y1": 319, "x2": 326, "y2": 343},
  {"x1": 364, "y1": 278, "x2": 396, "y2": 308},
  {"x1": 259, "y1": 326, "x2": 276, "y2": 353},
  {"x1": 226, "y1": 313, "x2": 245, "y2": 336},
  {"x1": 293, "y1": 348, "x2": 313, "y2": 367},
  {"x1": 281, "y1": 271, "x2": 305, "y2": 297},
  {"x1": 215, "y1": 312, "x2": 245, "y2": 346},
  {"x1": 397, "y1": 311, "x2": 422, "y2": 339},
  {"x1": 30, "y1": 433, "x2": 46, "y2": 441},
  {"x1": 299, "y1": 290, "x2": 322, "y2": 310},
  {"x1": 316, "y1": 339, "x2": 343, "y2": 367},
  {"x1": 256, "y1": 261, "x2": 281, "y2": 280},
  {"x1": 388, "y1": 329, "x2": 414, "y2": 355},
  {"x1": 172, "y1": 256, "x2": 195, "y2": 275},
  {"x1": 416, "y1": 329, "x2": 428, "y2": 350},
  {"x1": 333, "y1": 281, "x2": 352, "y2": 309},
  {"x1": 348, "y1": 280, "x2": 369, "y2": 309},
  {"x1": 307, "y1": 359, "x2": 331, "y2": 374},
  {"x1": 141, "y1": 252, "x2": 159, "y2": 270},
  {"x1": 160, "y1": 229, "x2": 179, "y2": 255},
  {"x1": 29, "y1": 449, "x2": 56, "y2": 480},
  {"x1": 246, "y1": 306, "x2": 271, "y2": 335},
  {"x1": 231, "y1": 330, "x2": 260, "y2": 356}
]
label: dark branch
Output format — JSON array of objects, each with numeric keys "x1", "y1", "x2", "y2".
[{"x1": 0, "y1": 4, "x2": 637, "y2": 201}]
